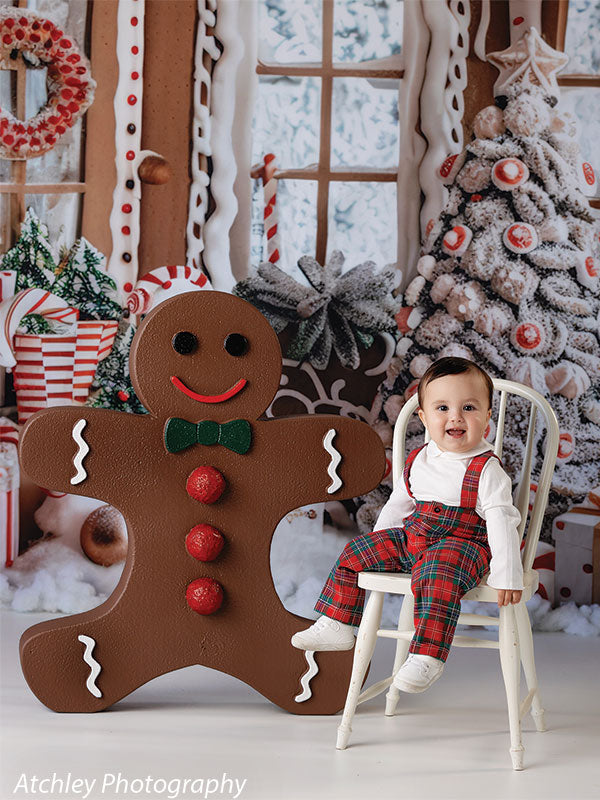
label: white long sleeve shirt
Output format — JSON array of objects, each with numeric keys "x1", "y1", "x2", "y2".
[{"x1": 373, "y1": 439, "x2": 524, "y2": 590}]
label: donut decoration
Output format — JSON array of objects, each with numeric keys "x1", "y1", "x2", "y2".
[
  {"x1": 124, "y1": 265, "x2": 211, "y2": 315},
  {"x1": 510, "y1": 320, "x2": 545, "y2": 354},
  {"x1": 442, "y1": 225, "x2": 472, "y2": 256},
  {"x1": 0, "y1": 8, "x2": 96, "y2": 160},
  {"x1": 503, "y1": 222, "x2": 538, "y2": 254},
  {"x1": 579, "y1": 161, "x2": 598, "y2": 197},
  {"x1": 438, "y1": 152, "x2": 466, "y2": 185},
  {"x1": 491, "y1": 158, "x2": 529, "y2": 191}
]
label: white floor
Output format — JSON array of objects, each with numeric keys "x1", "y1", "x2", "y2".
[{"x1": 1, "y1": 610, "x2": 599, "y2": 800}]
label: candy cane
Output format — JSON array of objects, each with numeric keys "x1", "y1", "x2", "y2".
[
  {"x1": 0, "y1": 289, "x2": 78, "y2": 369},
  {"x1": 124, "y1": 265, "x2": 211, "y2": 315},
  {"x1": 262, "y1": 154, "x2": 280, "y2": 264}
]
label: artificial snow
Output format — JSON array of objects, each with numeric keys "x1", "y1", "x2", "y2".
[{"x1": 2, "y1": 510, "x2": 599, "y2": 639}]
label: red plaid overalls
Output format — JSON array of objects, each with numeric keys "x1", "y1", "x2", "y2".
[{"x1": 315, "y1": 443, "x2": 500, "y2": 661}]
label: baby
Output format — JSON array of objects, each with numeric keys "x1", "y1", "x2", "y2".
[{"x1": 292, "y1": 356, "x2": 524, "y2": 692}]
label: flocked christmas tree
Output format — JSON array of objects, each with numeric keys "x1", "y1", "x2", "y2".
[
  {"x1": 86, "y1": 317, "x2": 146, "y2": 414},
  {"x1": 363, "y1": 28, "x2": 600, "y2": 540},
  {"x1": 53, "y1": 237, "x2": 123, "y2": 322}
]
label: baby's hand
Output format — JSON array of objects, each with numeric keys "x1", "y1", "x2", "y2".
[{"x1": 497, "y1": 589, "x2": 522, "y2": 606}]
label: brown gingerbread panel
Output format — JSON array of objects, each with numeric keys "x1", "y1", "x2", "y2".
[{"x1": 19, "y1": 292, "x2": 385, "y2": 715}]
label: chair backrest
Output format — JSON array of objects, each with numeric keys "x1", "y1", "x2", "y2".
[{"x1": 392, "y1": 378, "x2": 560, "y2": 573}]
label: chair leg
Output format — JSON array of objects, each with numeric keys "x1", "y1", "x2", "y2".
[
  {"x1": 385, "y1": 593, "x2": 414, "y2": 716},
  {"x1": 336, "y1": 590, "x2": 384, "y2": 750},
  {"x1": 514, "y1": 601, "x2": 547, "y2": 732},
  {"x1": 499, "y1": 604, "x2": 525, "y2": 770}
]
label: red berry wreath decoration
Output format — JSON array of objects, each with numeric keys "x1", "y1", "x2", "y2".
[{"x1": 0, "y1": 8, "x2": 96, "y2": 160}]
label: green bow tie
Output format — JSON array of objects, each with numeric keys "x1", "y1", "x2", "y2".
[{"x1": 164, "y1": 418, "x2": 252, "y2": 455}]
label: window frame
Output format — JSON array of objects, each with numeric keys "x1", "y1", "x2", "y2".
[{"x1": 255, "y1": 0, "x2": 403, "y2": 265}]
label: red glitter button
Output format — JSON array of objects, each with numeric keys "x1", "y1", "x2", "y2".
[
  {"x1": 186, "y1": 524, "x2": 225, "y2": 562},
  {"x1": 186, "y1": 578, "x2": 224, "y2": 615},
  {"x1": 186, "y1": 466, "x2": 226, "y2": 504},
  {"x1": 127, "y1": 95, "x2": 137, "y2": 106},
  {"x1": 126, "y1": 151, "x2": 135, "y2": 161},
  {"x1": 122, "y1": 203, "x2": 132, "y2": 213}
]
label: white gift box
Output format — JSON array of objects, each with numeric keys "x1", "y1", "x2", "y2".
[{"x1": 553, "y1": 506, "x2": 600, "y2": 606}]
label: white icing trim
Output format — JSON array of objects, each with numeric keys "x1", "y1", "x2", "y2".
[
  {"x1": 107, "y1": 0, "x2": 145, "y2": 297},
  {"x1": 474, "y1": 0, "x2": 490, "y2": 60},
  {"x1": 187, "y1": 0, "x2": 220, "y2": 271},
  {"x1": 70, "y1": 419, "x2": 89, "y2": 485},
  {"x1": 202, "y1": 0, "x2": 244, "y2": 292},
  {"x1": 323, "y1": 428, "x2": 343, "y2": 494},
  {"x1": 294, "y1": 650, "x2": 319, "y2": 703},
  {"x1": 396, "y1": 0, "x2": 429, "y2": 288},
  {"x1": 446, "y1": 0, "x2": 470, "y2": 152},
  {"x1": 78, "y1": 634, "x2": 102, "y2": 698},
  {"x1": 418, "y1": 1, "x2": 461, "y2": 244}
]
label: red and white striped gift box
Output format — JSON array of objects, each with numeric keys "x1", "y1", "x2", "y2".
[
  {"x1": 12, "y1": 320, "x2": 119, "y2": 423},
  {"x1": 0, "y1": 419, "x2": 20, "y2": 567}
]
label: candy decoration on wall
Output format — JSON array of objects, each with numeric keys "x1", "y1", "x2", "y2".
[
  {"x1": 124, "y1": 265, "x2": 211, "y2": 315},
  {"x1": 438, "y1": 153, "x2": 466, "y2": 185},
  {"x1": 0, "y1": 8, "x2": 96, "y2": 160},
  {"x1": 186, "y1": 0, "x2": 220, "y2": 272},
  {"x1": 442, "y1": 225, "x2": 472, "y2": 256},
  {"x1": 0, "y1": 418, "x2": 19, "y2": 567},
  {"x1": 251, "y1": 153, "x2": 281, "y2": 264},
  {"x1": 106, "y1": 0, "x2": 146, "y2": 294}
]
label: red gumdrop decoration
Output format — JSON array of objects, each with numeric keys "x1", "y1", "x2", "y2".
[
  {"x1": 123, "y1": 282, "x2": 133, "y2": 293},
  {"x1": 186, "y1": 524, "x2": 225, "y2": 562},
  {"x1": 186, "y1": 466, "x2": 226, "y2": 504},
  {"x1": 131, "y1": 16, "x2": 138, "y2": 26},
  {"x1": 126, "y1": 150, "x2": 135, "y2": 160},
  {"x1": 117, "y1": 390, "x2": 130, "y2": 402},
  {"x1": 131, "y1": 71, "x2": 139, "y2": 80},
  {"x1": 121, "y1": 225, "x2": 131, "y2": 235},
  {"x1": 513, "y1": 15, "x2": 524, "y2": 25},
  {"x1": 186, "y1": 578, "x2": 224, "y2": 615},
  {"x1": 122, "y1": 203, "x2": 132, "y2": 213},
  {"x1": 131, "y1": 45, "x2": 139, "y2": 55},
  {"x1": 127, "y1": 94, "x2": 137, "y2": 105}
]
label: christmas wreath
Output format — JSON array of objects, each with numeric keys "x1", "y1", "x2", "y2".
[{"x1": 0, "y1": 8, "x2": 95, "y2": 160}]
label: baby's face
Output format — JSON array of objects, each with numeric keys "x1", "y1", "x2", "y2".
[{"x1": 417, "y1": 372, "x2": 492, "y2": 453}]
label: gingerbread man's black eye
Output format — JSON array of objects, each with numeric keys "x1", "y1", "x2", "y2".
[
  {"x1": 224, "y1": 333, "x2": 248, "y2": 357},
  {"x1": 172, "y1": 331, "x2": 198, "y2": 355}
]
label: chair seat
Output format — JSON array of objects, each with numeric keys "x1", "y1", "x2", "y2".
[{"x1": 358, "y1": 568, "x2": 539, "y2": 602}]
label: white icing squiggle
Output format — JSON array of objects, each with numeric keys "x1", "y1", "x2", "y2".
[
  {"x1": 187, "y1": 0, "x2": 220, "y2": 270},
  {"x1": 323, "y1": 428, "x2": 342, "y2": 494},
  {"x1": 474, "y1": 0, "x2": 490, "y2": 60},
  {"x1": 202, "y1": 0, "x2": 243, "y2": 291},
  {"x1": 78, "y1": 634, "x2": 102, "y2": 698},
  {"x1": 294, "y1": 650, "x2": 319, "y2": 703},
  {"x1": 70, "y1": 419, "x2": 89, "y2": 485}
]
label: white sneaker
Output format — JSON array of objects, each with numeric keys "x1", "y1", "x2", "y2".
[
  {"x1": 291, "y1": 616, "x2": 355, "y2": 651},
  {"x1": 392, "y1": 654, "x2": 445, "y2": 693}
]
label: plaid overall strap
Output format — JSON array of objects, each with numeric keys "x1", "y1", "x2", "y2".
[
  {"x1": 402, "y1": 443, "x2": 428, "y2": 498},
  {"x1": 459, "y1": 450, "x2": 502, "y2": 508}
]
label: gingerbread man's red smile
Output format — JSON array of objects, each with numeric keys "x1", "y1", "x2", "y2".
[{"x1": 170, "y1": 375, "x2": 247, "y2": 404}]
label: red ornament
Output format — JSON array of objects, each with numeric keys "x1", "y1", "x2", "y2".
[
  {"x1": 186, "y1": 524, "x2": 225, "y2": 562},
  {"x1": 582, "y1": 162, "x2": 595, "y2": 186},
  {"x1": 186, "y1": 578, "x2": 224, "y2": 615},
  {"x1": 186, "y1": 466, "x2": 226, "y2": 504},
  {"x1": 585, "y1": 256, "x2": 597, "y2": 277},
  {"x1": 513, "y1": 16, "x2": 524, "y2": 25},
  {"x1": 515, "y1": 322, "x2": 541, "y2": 350},
  {"x1": 117, "y1": 390, "x2": 130, "y2": 402}
]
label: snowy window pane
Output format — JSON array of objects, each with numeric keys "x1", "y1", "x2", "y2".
[
  {"x1": 24, "y1": 193, "x2": 81, "y2": 254},
  {"x1": 327, "y1": 181, "x2": 397, "y2": 267},
  {"x1": 333, "y1": 0, "x2": 402, "y2": 63},
  {"x1": 258, "y1": 0, "x2": 322, "y2": 64},
  {"x1": 331, "y1": 77, "x2": 399, "y2": 167},
  {"x1": 252, "y1": 76, "x2": 320, "y2": 169},
  {"x1": 26, "y1": 118, "x2": 84, "y2": 183},
  {"x1": 564, "y1": 0, "x2": 600, "y2": 74},
  {"x1": 251, "y1": 178, "x2": 317, "y2": 276},
  {"x1": 560, "y1": 87, "x2": 600, "y2": 164}
]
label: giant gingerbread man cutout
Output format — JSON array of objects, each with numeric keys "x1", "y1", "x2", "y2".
[{"x1": 19, "y1": 291, "x2": 385, "y2": 714}]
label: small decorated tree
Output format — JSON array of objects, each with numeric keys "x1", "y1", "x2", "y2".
[
  {"x1": 53, "y1": 238, "x2": 123, "y2": 322},
  {"x1": 87, "y1": 318, "x2": 146, "y2": 414}
]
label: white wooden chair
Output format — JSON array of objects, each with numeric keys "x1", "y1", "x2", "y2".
[{"x1": 336, "y1": 379, "x2": 560, "y2": 770}]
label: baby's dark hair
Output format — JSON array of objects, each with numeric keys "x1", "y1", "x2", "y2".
[{"x1": 417, "y1": 357, "x2": 494, "y2": 410}]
